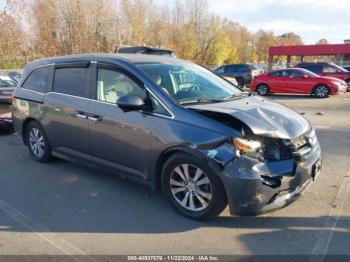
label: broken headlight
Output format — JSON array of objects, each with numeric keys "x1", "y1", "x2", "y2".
[
  {"x1": 261, "y1": 138, "x2": 293, "y2": 161},
  {"x1": 234, "y1": 138, "x2": 264, "y2": 160},
  {"x1": 234, "y1": 137, "x2": 293, "y2": 162}
]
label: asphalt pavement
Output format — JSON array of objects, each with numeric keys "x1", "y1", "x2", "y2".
[{"x1": 0, "y1": 94, "x2": 349, "y2": 258}]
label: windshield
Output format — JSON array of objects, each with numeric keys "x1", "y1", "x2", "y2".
[
  {"x1": 247, "y1": 64, "x2": 258, "y2": 70},
  {"x1": 332, "y1": 63, "x2": 348, "y2": 72},
  {"x1": 0, "y1": 78, "x2": 17, "y2": 87},
  {"x1": 136, "y1": 62, "x2": 241, "y2": 104}
]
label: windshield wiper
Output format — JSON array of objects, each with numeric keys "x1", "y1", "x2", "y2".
[
  {"x1": 179, "y1": 98, "x2": 225, "y2": 105},
  {"x1": 224, "y1": 91, "x2": 252, "y2": 100}
]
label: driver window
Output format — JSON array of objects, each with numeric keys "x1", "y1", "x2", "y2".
[
  {"x1": 289, "y1": 70, "x2": 303, "y2": 78},
  {"x1": 275, "y1": 70, "x2": 289, "y2": 77},
  {"x1": 97, "y1": 68, "x2": 146, "y2": 104},
  {"x1": 173, "y1": 71, "x2": 196, "y2": 91}
]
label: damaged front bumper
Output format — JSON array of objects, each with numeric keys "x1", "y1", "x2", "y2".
[{"x1": 215, "y1": 141, "x2": 321, "y2": 216}]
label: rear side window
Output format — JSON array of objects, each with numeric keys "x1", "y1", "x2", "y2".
[
  {"x1": 225, "y1": 65, "x2": 238, "y2": 73},
  {"x1": 299, "y1": 65, "x2": 323, "y2": 74},
  {"x1": 53, "y1": 68, "x2": 89, "y2": 98},
  {"x1": 22, "y1": 66, "x2": 50, "y2": 93}
]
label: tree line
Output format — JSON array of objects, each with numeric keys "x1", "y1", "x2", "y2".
[{"x1": 0, "y1": 0, "x2": 327, "y2": 69}]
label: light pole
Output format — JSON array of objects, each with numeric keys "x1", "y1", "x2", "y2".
[
  {"x1": 116, "y1": 16, "x2": 122, "y2": 45},
  {"x1": 247, "y1": 39, "x2": 254, "y2": 63}
]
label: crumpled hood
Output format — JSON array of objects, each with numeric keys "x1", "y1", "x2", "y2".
[{"x1": 188, "y1": 95, "x2": 311, "y2": 139}]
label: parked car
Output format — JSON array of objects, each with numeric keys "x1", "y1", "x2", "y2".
[
  {"x1": 8, "y1": 71, "x2": 21, "y2": 83},
  {"x1": 12, "y1": 54, "x2": 321, "y2": 219},
  {"x1": 214, "y1": 64, "x2": 263, "y2": 87},
  {"x1": 251, "y1": 68, "x2": 347, "y2": 98},
  {"x1": 342, "y1": 65, "x2": 350, "y2": 72},
  {"x1": 115, "y1": 45, "x2": 176, "y2": 57},
  {"x1": 0, "y1": 76, "x2": 16, "y2": 103},
  {"x1": 295, "y1": 62, "x2": 350, "y2": 91},
  {"x1": 0, "y1": 112, "x2": 14, "y2": 134},
  {"x1": 222, "y1": 76, "x2": 239, "y2": 86}
]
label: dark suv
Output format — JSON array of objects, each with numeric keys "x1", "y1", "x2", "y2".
[
  {"x1": 295, "y1": 62, "x2": 350, "y2": 90},
  {"x1": 12, "y1": 54, "x2": 321, "y2": 219},
  {"x1": 214, "y1": 64, "x2": 263, "y2": 87}
]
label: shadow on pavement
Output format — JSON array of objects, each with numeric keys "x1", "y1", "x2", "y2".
[
  {"x1": 267, "y1": 94, "x2": 317, "y2": 100},
  {"x1": 0, "y1": 149, "x2": 349, "y2": 235}
]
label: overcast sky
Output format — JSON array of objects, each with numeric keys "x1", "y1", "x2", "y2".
[
  {"x1": 208, "y1": 0, "x2": 349, "y2": 44},
  {"x1": 1, "y1": 0, "x2": 348, "y2": 44}
]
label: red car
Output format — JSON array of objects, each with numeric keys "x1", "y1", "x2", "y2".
[{"x1": 251, "y1": 68, "x2": 347, "y2": 98}]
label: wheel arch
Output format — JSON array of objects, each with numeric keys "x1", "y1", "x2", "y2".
[
  {"x1": 256, "y1": 83, "x2": 270, "y2": 94},
  {"x1": 311, "y1": 83, "x2": 330, "y2": 95},
  {"x1": 151, "y1": 145, "x2": 206, "y2": 191},
  {"x1": 21, "y1": 117, "x2": 42, "y2": 145}
]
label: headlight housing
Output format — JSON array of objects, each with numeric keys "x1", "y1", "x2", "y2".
[
  {"x1": 234, "y1": 137, "x2": 261, "y2": 157},
  {"x1": 234, "y1": 137, "x2": 293, "y2": 162}
]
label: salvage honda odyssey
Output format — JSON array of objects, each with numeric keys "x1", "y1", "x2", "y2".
[{"x1": 12, "y1": 54, "x2": 322, "y2": 220}]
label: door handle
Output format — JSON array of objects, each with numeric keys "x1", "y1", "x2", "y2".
[
  {"x1": 76, "y1": 113, "x2": 88, "y2": 119},
  {"x1": 88, "y1": 115, "x2": 103, "y2": 122},
  {"x1": 75, "y1": 110, "x2": 88, "y2": 119}
]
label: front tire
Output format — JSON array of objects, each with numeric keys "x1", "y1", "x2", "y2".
[
  {"x1": 256, "y1": 84, "x2": 270, "y2": 96},
  {"x1": 313, "y1": 85, "x2": 330, "y2": 98},
  {"x1": 26, "y1": 121, "x2": 52, "y2": 162},
  {"x1": 161, "y1": 153, "x2": 227, "y2": 220}
]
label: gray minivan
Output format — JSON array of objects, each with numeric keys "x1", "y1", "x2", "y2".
[{"x1": 12, "y1": 54, "x2": 321, "y2": 219}]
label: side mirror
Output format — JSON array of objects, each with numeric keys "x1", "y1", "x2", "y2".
[
  {"x1": 302, "y1": 74, "x2": 309, "y2": 79},
  {"x1": 116, "y1": 95, "x2": 147, "y2": 111}
]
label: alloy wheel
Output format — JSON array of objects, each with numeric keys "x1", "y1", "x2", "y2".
[
  {"x1": 315, "y1": 85, "x2": 329, "y2": 98},
  {"x1": 257, "y1": 84, "x2": 268, "y2": 95},
  {"x1": 29, "y1": 128, "x2": 45, "y2": 158},
  {"x1": 170, "y1": 164, "x2": 213, "y2": 212}
]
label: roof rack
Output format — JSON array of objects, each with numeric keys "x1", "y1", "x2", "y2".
[{"x1": 114, "y1": 45, "x2": 176, "y2": 57}]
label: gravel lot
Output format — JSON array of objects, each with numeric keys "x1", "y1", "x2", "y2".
[{"x1": 0, "y1": 94, "x2": 349, "y2": 258}]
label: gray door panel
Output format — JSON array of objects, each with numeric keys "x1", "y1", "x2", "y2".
[
  {"x1": 44, "y1": 93, "x2": 90, "y2": 155},
  {"x1": 88, "y1": 100, "x2": 152, "y2": 179}
]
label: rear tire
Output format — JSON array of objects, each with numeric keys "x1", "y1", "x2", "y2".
[
  {"x1": 256, "y1": 84, "x2": 270, "y2": 96},
  {"x1": 26, "y1": 121, "x2": 52, "y2": 162},
  {"x1": 313, "y1": 85, "x2": 330, "y2": 98},
  {"x1": 161, "y1": 153, "x2": 227, "y2": 220}
]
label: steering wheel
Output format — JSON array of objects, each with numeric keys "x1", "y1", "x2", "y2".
[{"x1": 188, "y1": 83, "x2": 201, "y2": 92}]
